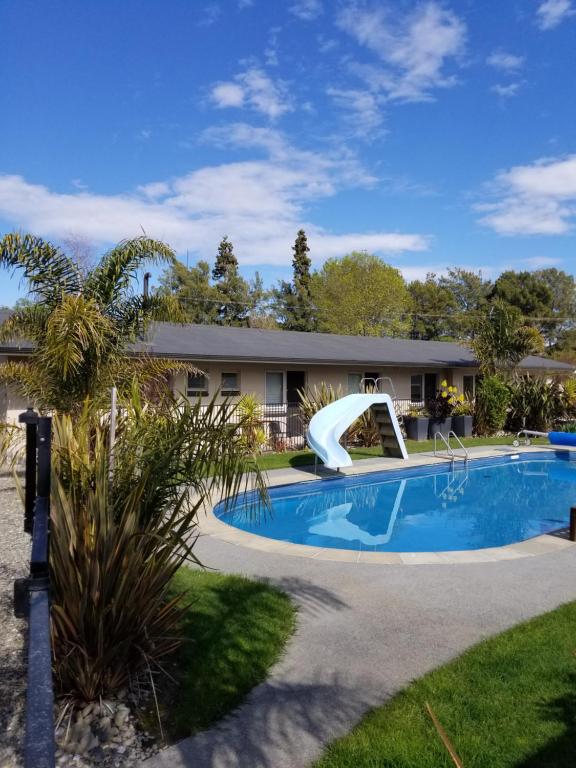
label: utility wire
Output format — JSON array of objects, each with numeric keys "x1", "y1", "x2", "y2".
[{"x1": 166, "y1": 294, "x2": 576, "y2": 323}]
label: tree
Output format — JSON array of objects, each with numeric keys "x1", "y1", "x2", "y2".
[
  {"x1": 0, "y1": 233, "x2": 187, "y2": 413},
  {"x1": 470, "y1": 300, "x2": 546, "y2": 374},
  {"x1": 311, "y1": 252, "x2": 411, "y2": 337},
  {"x1": 533, "y1": 268, "x2": 576, "y2": 345},
  {"x1": 273, "y1": 230, "x2": 316, "y2": 332},
  {"x1": 158, "y1": 260, "x2": 219, "y2": 324},
  {"x1": 246, "y1": 271, "x2": 276, "y2": 328},
  {"x1": 212, "y1": 236, "x2": 251, "y2": 326},
  {"x1": 408, "y1": 274, "x2": 457, "y2": 340},
  {"x1": 438, "y1": 268, "x2": 492, "y2": 339}
]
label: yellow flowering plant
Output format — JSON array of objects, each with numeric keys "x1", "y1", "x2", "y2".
[{"x1": 427, "y1": 381, "x2": 461, "y2": 418}]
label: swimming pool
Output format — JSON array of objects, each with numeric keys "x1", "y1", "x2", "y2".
[{"x1": 215, "y1": 452, "x2": 576, "y2": 552}]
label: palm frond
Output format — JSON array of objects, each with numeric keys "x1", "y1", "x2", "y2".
[
  {"x1": 0, "y1": 302, "x2": 50, "y2": 344},
  {"x1": 41, "y1": 294, "x2": 114, "y2": 381},
  {"x1": 0, "y1": 233, "x2": 81, "y2": 300},
  {"x1": 0, "y1": 360, "x2": 45, "y2": 407},
  {"x1": 84, "y1": 236, "x2": 175, "y2": 309},
  {"x1": 109, "y1": 293, "x2": 187, "y2": 340}
]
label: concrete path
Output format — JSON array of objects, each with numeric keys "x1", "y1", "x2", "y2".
[{"x1": 145, "y1": 452, "x2": 576, "y2": 768}]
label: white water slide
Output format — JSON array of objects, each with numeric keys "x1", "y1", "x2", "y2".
[{"x1": 306, "y1": 393, "x2": 409, "y2": 471}]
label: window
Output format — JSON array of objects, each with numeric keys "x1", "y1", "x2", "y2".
[
  {"x1": 348, "y1": 373, "x2": 363, "y2": 394},
  {"x1": 187, "y1": 372, "x2": 209, "y2": 397},
  {"x1": 265, "y1": 372, "x2": 284, "y2": 405},
  {"x1": 221, "y1": 372, "x2": 240, "y2": 396},
  {"x1": 463, "y1": 374, "x2": 476, "y2": 399},
  {"x1": 410, "y1": 374, "x2": 423, "y2": 403}
]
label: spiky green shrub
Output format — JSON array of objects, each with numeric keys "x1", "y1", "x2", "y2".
[
  {"x1": 562, "y1": 379, "x2": 576, "y2": 420},
  {"x1": 49, "y1": 391, "x2": 267, "y2": 701},
  {"x1": 236, "y1": 394, "x2": 267, "y2": 454},
  {"x1": 298, "y1": 383, "x2": 380, "y2": 447},
  {"x1": 474, "y1": 375, "x2": 511, "y2": 435},
  {"x1": 506, "y1": 375, "x2": 563, "y2": 432},
  {"x1": 298, "y1": 383, "x2": 343, "y2": 424}
]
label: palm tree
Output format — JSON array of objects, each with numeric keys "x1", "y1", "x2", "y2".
[
  {"x1": 471, "y1": 300, "x2": 546, "y2": 375},
  {"x1": 0, "y1": 233, "x2": 189, "y2": 412}
]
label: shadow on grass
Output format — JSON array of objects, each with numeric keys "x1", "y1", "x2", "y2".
[
  {"x1": 164, "y1": 572, "x2": 295, "y2": 742},
  {"x1": 516, "y1": 673, "x2": 576, "y2": 768}
]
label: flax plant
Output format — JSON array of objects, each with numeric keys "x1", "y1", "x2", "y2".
[{"x1": 49, "y1": 390, "x2": 268, "y2": 701}]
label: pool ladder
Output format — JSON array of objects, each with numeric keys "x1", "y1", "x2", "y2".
[{"x1": 434, "y1": 431, "x2": 469, "y2": 464}]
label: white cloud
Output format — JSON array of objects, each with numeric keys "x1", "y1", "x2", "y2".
[
  {"x1": 491, "y1": 82, "x2": 521, "y2": 98},
  {"x1": 237, "y1": 0, "x2": 253, "y2": 8},
  {"x1": 486, "y1": 51, "x2": 524, "y2": 72},
  {"x1": 326, "y1": 88, "x2": 385, "y2": 136},
  {"x1": 337, "y1": 2, "x2": 466, "y2": 103},
  {"x1": 198, "y1": 3, "x2": 221, "y2": 26},
  {"x1": 476, "y1": 154, "x2": 576, "y2": 235},
  {"x1": 289, "y1": 0, "x2": 323, "y2": 21},
  {"x1": 211, "y1": 82, "x2": 245, "y2": 108},
  {"x1": 536, "y1": 0, "x2": 575, "y2": 29},
  {"x1": 210, "y1": 68, "x2": 292, "y2": 119},
  {"x1": 0, "y1": 129, "x2": 428, "y2": 267}
]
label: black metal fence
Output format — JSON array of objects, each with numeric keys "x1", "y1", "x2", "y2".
[
  {"x1": 13, "y1": 409, "x2": 55, "y2": 768},
  {"x1": 203, "y1": 398, "x2": 417, "y2": 452}
]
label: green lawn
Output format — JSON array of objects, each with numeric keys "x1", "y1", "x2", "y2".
[
  {"x1": 153, "y1": 568, "x2": 295, "y2": 741},
  {"x1": 257, "y1": 436, "x2": 549, "y2": 471},
  {"x1": 315, "y1": 601, "x2": 576, "y2": 768}
]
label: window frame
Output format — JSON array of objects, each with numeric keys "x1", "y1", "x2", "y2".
[
  {"x1": 221, "y1": 371, "x2": 241, "y2": 397},
  {"x1": 410, "y1": 374, "x2": 424, "y2": 403},
  {"x1": 265, "y1": 371, "x2": 285, "y2": 405},
  {"x1": 187, "y1": 371, "x2": 209, "y2": 397},
  {"x1": 463, "y1": 374, "x2": 476, "y2": 399},
  {"x1": 347, "y1": 372, "x2": 363, "y2": 394}
]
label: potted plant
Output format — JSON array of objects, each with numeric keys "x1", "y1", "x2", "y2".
[
  {"x1": 452, "y1": 396, "x2": 474, "y2": 437},
  {"x1": 403, "y1": 406, "x2": 429, "y2": 441},
  {"x1": 426, "y1": 380, "x2": 458, "y2": 439}
]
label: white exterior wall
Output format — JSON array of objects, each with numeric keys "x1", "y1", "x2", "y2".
[{"x1": 174, "y1": 362, "x2": 455, "y2": 403}]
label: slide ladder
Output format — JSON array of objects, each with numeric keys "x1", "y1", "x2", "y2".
[{"x1": 306, "y1": 393, "x2": 409, "y2": 471}]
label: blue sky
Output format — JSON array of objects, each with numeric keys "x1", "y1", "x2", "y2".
[{"x1": 1, "y1": 0, "x2": 575, "y2": 305}]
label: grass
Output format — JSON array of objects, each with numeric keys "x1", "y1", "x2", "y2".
[
  {"x1": 152, "y1": 568, "x2": 295, "y2": 741},
  {"x1": 315, "y1": 601, "x2": 576, "y2": 768},
  {"x1": 257, "y1": 436, "x2": 549, "y2": 471}
]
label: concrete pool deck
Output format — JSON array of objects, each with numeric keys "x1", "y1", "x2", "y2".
[
  {"x1": 145, "y1": 445, "x2": 576, "y2": 768},
  {"x1": 200, "y1": 444, "x2": 576, "y2": 564}
]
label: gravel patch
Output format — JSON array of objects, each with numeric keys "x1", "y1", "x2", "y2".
[{"x1": 0, "y1": 471, "x2": 29, "y2": 768}]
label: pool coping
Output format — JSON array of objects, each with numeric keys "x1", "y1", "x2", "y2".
[{"x1": 201, "y1": 444, "x2": 576, "y2": 565}]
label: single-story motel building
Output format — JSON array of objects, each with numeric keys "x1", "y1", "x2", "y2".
[{"x1": 2, "y1": 322, "x2": 572, "y2": 427}]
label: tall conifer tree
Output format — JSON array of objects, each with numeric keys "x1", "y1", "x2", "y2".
[{"x1": 272, "y1": 229, "x2": 316, "y2": 331}]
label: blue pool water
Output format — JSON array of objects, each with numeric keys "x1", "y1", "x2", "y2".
[{"x1": 215, "y1": 452, "x2": 576, "y2": 552}]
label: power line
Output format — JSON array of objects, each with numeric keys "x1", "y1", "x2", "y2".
[{"x1": 168, "y1": 295, "x2": 576, "y2": 323}]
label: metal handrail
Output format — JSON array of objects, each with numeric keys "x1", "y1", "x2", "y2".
[
  {"x1": 434, "y1": 431, "x2": 469, "y2": 463},
  {"x1": 359, "y1": 377, "x2": 398, "y2": 398}
]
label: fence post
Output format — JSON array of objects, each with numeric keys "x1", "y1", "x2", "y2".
[
  {"x1": 26, "y1": 415, "x2": 55, "y2": 768},
  {"x1": 18, "y1": 408, "x2": 39, "y2": 534},
  {"x1": 36, "y1": 416, "x2": 51, "y2": 501},
  {"x1": 570, "y1": 507, "x2": 576, "y2": 542}
]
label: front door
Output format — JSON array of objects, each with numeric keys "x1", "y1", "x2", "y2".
[
  {"x1": 364, "y1": 371, "x2": 380, "y2": 391},
  {"x1": 286, "y1": 371, "x2": 306, "y2": 405},
  {"x1": 424, "y1": 373, "x2": 437, "y2": 402}
]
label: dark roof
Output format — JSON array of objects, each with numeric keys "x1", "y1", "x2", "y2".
[
  {"x1": 1, "y1": 311, "x2": 572, "y2": 370},
  {"x1": 137, "y1": 322, "x2": 574, "y2": 371}
]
